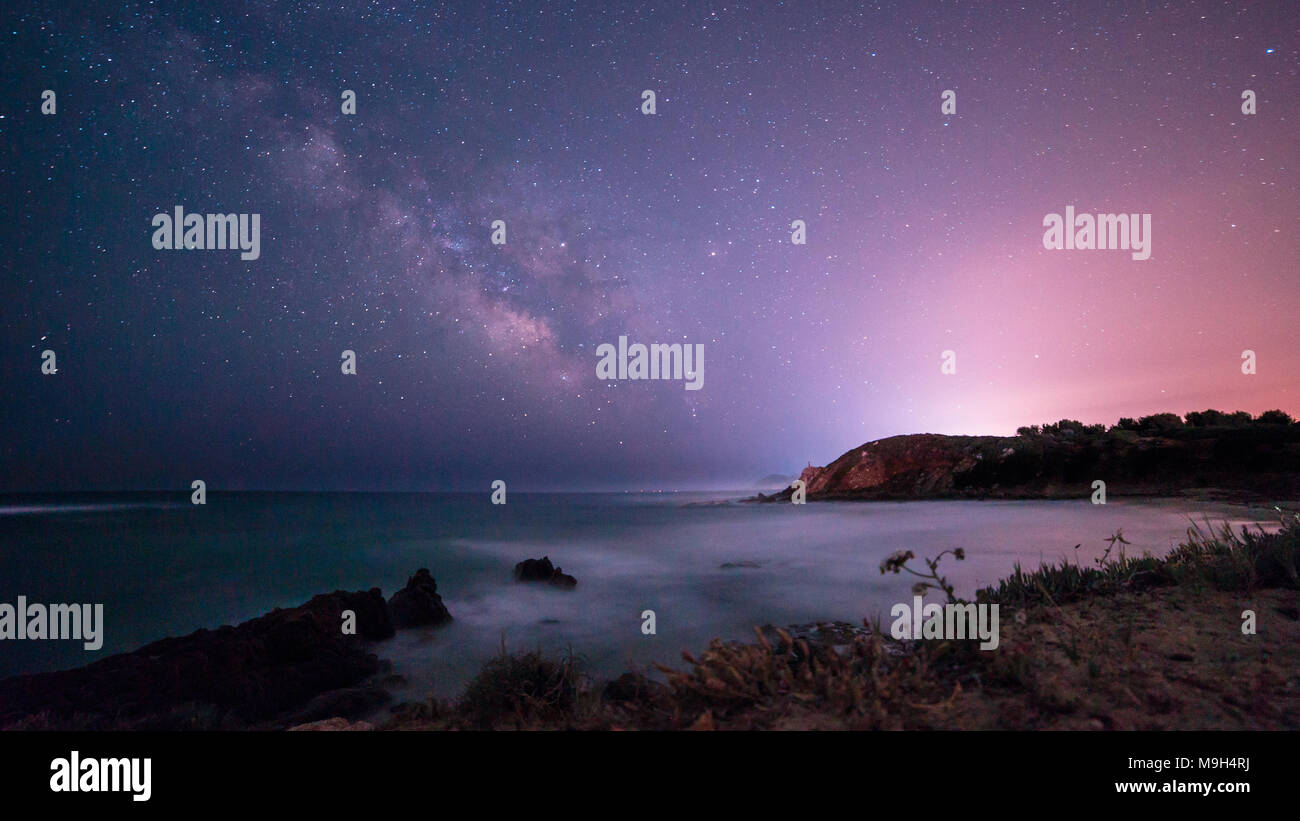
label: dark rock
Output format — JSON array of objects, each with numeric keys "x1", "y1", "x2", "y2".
[
  {"x1": 341, "y1": 588, "x2": 396, "y2": 640},
  {"x1": 514, "y1": 556, "x2": 556, "y2": 581},
  {"x1": 0, "y1": 588, "x2": 393, "y2": 730},
  {"x1": 551, "y1": 570, "x2": 577, "y2": 590},
  {"x1": 513, "y1": 556, "x2": 577, "y2": 590},
  {"x1": 757, "y1": 484, "x2": 798, "y2": 503},
  {"x1": 387, "y1": 569, "x2": 453, "y2": 628}
]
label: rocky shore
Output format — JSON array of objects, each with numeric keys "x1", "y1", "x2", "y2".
[
  {"x1": 0, "y1": 571, "x2": 452, "y2": 730},
  {"x1": 0, "y1": 557, "x2": 577, "y2": 731},
  {"x1": 4, "y1": 504, "x2": 1296, "y2": 732}
]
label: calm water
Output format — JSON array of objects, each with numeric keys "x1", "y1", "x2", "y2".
[{"x1": 0, "y1": 492, "x2": 1278, "y2": 701}]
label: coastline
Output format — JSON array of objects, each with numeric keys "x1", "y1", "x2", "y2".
[
  {"x1": 3, "y1": 497, "x2": 1295, "y2": 731},
  {"x1": 749, "y1": 484, "x2": 1300, "y2": 508},
  {"x1": 386, "y1": 509, "x2": 1300, "y2": 731}
]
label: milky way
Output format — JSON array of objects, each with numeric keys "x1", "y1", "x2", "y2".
[{"x1": 2, "y1": 1, "x2": 1296, "y2": 491}]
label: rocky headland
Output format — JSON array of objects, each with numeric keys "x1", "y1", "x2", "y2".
[{"x1": 754, "y1": 412, "x2": 1300, "y2": 503}]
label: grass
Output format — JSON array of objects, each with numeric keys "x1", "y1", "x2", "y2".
[
  {"x1": 977, "y1": 511, "x2": 1300, "y2": 608},
  {"x1": 630, "y1": 625, "x2": 964, "y2": 730},
  {"x1": 1165, "y1": 512, "x2": 1300, "y2": 591}
]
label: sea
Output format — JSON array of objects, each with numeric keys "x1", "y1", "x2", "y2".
[{"x1": 0, "y1": 491, "x2": 1280, "y2": 704}]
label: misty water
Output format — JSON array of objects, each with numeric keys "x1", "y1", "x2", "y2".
[{"x1": 0, "y1": 492, "x2": 1279, "y2": 706}]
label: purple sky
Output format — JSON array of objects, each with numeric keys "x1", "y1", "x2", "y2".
[{"x1": 2, "y1": 1, "x2": 1297, "y2": 491}]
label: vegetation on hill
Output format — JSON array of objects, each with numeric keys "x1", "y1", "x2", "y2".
[{"x1": 777, "y1": 409, "x2": 1300, "y2": 502}]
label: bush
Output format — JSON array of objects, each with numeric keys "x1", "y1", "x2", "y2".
[
  {"x1": 1137, "y1": 413, "x2": 1184, "y2": 434},
  {"x1": 1185, "y1": 409, "x2": 1228, "y2": 427},
  {"x1": 1256, "y1": 409, "x2": 1295, "y2": 426},
  {"x1": 458, "y1": 649, "x2": 582, "y2": 728}
]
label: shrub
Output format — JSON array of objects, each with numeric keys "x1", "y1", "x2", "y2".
[
  {"x1": 458, "y1": 649, "x2": 582, "y2": 728},
  {"x1": 1137, "y1": 413, "x2": 1184, "y2": 434},
  {"x1": 1256, "y1": 409, "x2": 1295, "y2": 426},
  {"x1": 1184, "y1": 409, "x2": 1228, "y2": 427}
]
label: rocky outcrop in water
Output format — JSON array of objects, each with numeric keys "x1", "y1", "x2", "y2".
[
  {"x1": 387, "y1": 569, "x2": 453, "y2": 628},
  {"x1": 513, "y1": 556, "x2": 578, "y2": 589}
]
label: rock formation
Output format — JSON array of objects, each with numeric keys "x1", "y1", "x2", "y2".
[
  {"x1": 513, "y1": 556, "x2": 578, "y2": 589},
  {"x1": 0, "y1": 571, "x2": 458, "y2": 730},
  {"x1": 0, "y1": 587, "x2": 395, "y2": 729},
  {"x1": 387, "y1": 568, "x2": 453, "y2": 628}
]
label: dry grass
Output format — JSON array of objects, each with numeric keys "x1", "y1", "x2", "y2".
[{"x1": 596, "y1": 625, "x2": 970, "y2": 730}]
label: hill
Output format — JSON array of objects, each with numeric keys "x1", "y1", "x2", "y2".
[{"x1": 758, "y1": 411, "x2": 1300, "y2": 502}]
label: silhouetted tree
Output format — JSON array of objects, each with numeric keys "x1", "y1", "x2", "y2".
[
  {"x1": 1185, "y1": 409, "x2": 1228, "y2": 427},
  {"x1": 1256, "y1": 409, "x2": 1295, "y2": 425},
  {"x1": 1137, "y1": 413, "x2": 1184, "y2": 434}
]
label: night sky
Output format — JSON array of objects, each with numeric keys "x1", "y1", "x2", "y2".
[{"x1": 2, "y1": 1, "x2": 1297, "y2": 492}]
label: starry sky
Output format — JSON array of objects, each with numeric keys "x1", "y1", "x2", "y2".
[{"x1": 1, "y1": 1, "x2": 1297, "y2": 492}]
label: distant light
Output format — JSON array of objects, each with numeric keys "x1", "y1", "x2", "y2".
[{"x1": 1265, "y1": 48, "x2": 1275, "y2": 54}]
